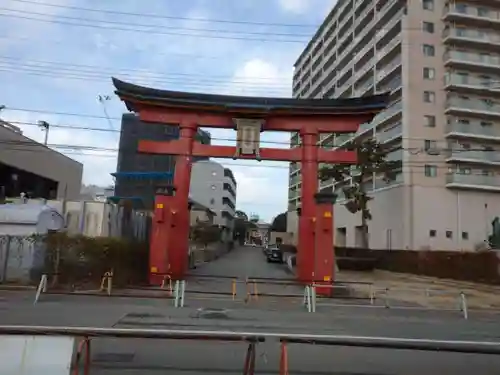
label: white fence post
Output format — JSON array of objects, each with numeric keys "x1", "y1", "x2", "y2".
[
  {"x1": 304, "y1": 286, "x2": 312, "y2": 312},
  {"x1": 174, "y1": 280, "x2": 180, "y2": 307},
  {"x1": 34, "y1": 274, "x2": 47, "y2": 305},
  {"x1": 180, "y1": 281, "x2": 186, "y2": 308},
  {"x1": 311, "y1": 285, "x2": 317, "y2": 313},
  {"x1": 460, "y1": 292, "x2": 468, "y2": 320}
]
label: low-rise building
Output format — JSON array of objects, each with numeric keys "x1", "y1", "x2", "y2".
[{"x1": 0, "y1": 120, "x2": 83, "y2": 200}]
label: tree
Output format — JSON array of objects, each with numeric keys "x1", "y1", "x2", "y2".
[
  {"x1": 190, "y1": 221, "x2": 222, "y2": 247},
  {"x1": 319, "y1": 138, "x2": 400, "y2": 248},
  {"x1": 270, "y1": 212, "x2": 287, "y2": 232},
  {"x1": 233, "y1": 213, "x2": 257, "y2": 245}
]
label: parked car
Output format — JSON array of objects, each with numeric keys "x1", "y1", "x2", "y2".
[{"x1": 266, "y1": 245, "x2": 283, "y2": 263}]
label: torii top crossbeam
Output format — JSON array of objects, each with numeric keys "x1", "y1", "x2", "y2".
[{"x1": 112, "y1": 78, "x2": 390, "y2": 163}]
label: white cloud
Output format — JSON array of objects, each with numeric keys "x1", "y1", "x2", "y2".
[
  {"x1": 277, "y1": 0, "x2": 309, "y2": 13},
  {"x1": 222, "y1": 58, "x2": 292, "y2": 97}
]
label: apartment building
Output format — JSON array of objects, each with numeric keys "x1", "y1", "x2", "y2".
[
  {"x1": 190, "y1": 160, "x2": 237, "y2": 240},
  {"x1": 288, "y1": 0, "x2": 500, "y2": 251},
  {"x1": 114, "y1": 113, "x2": 211, "y2": 209}
]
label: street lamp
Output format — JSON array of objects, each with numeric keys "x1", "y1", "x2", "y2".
[{"x1": 37, "y1": 120, "x2": 50, "y2": 145}]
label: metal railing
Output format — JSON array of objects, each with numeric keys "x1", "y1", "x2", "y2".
[
  {"x1": 306, "y1": 283, "x2": 470, "y2": 319},
  {"x1": 30, "y1": 273, "x2": 477, "y2": 320},
  {"x1": 1, "y1": 325, "x2": 500, "y2": 375}
]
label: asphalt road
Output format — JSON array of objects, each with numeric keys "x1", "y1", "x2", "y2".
[{"x1": 1, "y1": 245, "x2": 500, "y2": 374}]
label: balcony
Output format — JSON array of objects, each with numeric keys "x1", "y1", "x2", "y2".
[
  {"x1": 376, "y1": 9, "x2": 403, "y2": 42},
  {"x1": 371, "y1": 100, "x2": 403, "y2": 128},
  {"x1": 445, "y1": 97, "x2": 500, "y2": 119},
  {"x1": 376, "y1": 56, "x2": 402, "y2": 82},
  {"x1": 445, "y1": 149, "x2": 500, "y2": 165},
  {"x1": 446, "y1": 173, "x2": 500, "y2": 191},
  {"x1": 444, "y1": 50, "x2": 500, "y2": 73},
  {"x1": 445, "y1": 73, "x2": 500, "y2": 96},
  {"x1": 374, "y1": 172, "x2": 404, "y2": 190},
  {"x1": 378, "y1": 123, "x2": 402, "y2": 143},
  {"x1": 386, "y1": 148, "x2": 403, "y2": 162},
  {"x1": 443, "y1": 27, "x2": 500, "y2": 50},
  {"x1": 443, "y1": 4, "x2": 500, "y2": 29},
  {"x1": 376, "y1": 36, "x2": 401, "y2": 62},
  {"x1": 445, "y1": 121, "x2": 500, "y2": 141}
]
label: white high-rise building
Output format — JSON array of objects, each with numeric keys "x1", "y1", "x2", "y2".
[{"x1": 289, "y1": 0, "x2": 500, "y2": 251}]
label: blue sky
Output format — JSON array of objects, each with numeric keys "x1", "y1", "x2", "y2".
[{"x1": 0, "y1": 0, "x2": 335, "y2": 222}]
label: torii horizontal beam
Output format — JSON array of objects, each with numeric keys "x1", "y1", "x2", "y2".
[{"x1": 138, "y1": 140, "x2": 357, "y2": 163}]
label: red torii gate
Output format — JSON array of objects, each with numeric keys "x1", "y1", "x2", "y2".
[{"x1": 112, "y1": 78, "x2": 388, "y2": 287}]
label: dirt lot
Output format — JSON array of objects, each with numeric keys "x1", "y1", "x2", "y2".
[{"x1": 338, "y1": 270, "x2": 500, "y2": 310}]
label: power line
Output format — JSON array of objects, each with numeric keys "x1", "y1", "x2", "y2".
[
  {"x1": 0, "y1": 7, "x2": 312, "y2": 38},
  {"x1": 0, "y1": 135, "x2": 497, "y2": 161},
  {"x1": 6, "y1": 0, "x2": 319, "y2": 28},
  {"x1": 0, "y1": 59, "x2": 291, "y2": 88},
  {"x1": 0, "y1": 10, "x2": 308, "y2": 43},
  {"x1": 0, "y1": 65, "x2": 290, "y2": 94},
  {"x1": 3, "y1": 145, "x2": 497, "y2": 183},
  {"x1": 0, "y1": 55, "x2": 290, "y2": 82},
  {"x1": 7, "y1": 115, "x2": 500, "y2": 151},
  {"x1": 0, "y1": 35, "x2": 225, "y2": 61}
]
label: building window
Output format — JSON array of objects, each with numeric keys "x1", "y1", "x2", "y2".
[
  {"x1": 423, "y1": 91, "x2": 435, "y2": 103},
  {"x1": 429, "y1": 230, "x2": 436, "y2": 237},
  {"x1": 423, "y1": 67, "x2": 435, "y2": 80},
  {"x1": 446, "y1": 231, "x2": 453, "y2": 239},
  {"x1": 424, "y1": 140, "x2": 437, "y2": 151},
  {"x1": 456, "y1": 3, "x2": 467, "y2": 13},
  {"x1": 422, "y1": 0, "x2": 434, "y2": 10},
  {"x1": 477, "y1": 7, "x2": 489, "y2": 17},
  {"x1": 422, "y1": 44, "x2": 435, "y2": 56},
  {"x1": 423, "y1": 22, "x2": 434, "y2": 33},
  {"x1": 481, "y1": 121, "x2": 493, "y2": 128},
  {"x1": 424, "y1": 165, "x2": 437, "y2": 177},
  {"x1": 462, "y1": 232, "x2": 469, "y2": 240},
  {"x1": 456, "y1": 27, "x2": 466, "y2": 37},
  {"x1": 424, "y1": 115, "x2": 436, "y2": 127}
]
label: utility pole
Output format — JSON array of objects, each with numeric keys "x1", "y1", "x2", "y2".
[{"x1": 37, "y1": 120, "x2": 50, "y2": 145}]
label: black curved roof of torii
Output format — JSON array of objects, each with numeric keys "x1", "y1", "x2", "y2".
[{"x1": 112, "y1": 78, "x2": 390, "y2": 116}]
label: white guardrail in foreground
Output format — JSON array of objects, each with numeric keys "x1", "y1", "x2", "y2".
[{"x1": 1, "y1": 325, "x2": 500, "y2": 375}]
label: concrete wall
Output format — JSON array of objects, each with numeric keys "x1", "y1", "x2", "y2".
[
  {"x1": 190, "y1": 209, "x2": 215, "y2": 226},
  {"x1": 0, "y1": 122, "x2": 83, "y2": 200}
]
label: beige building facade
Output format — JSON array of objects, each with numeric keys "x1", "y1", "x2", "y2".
[{"x1": 289, "y1": 0, "x2": 500, "y2": 251}]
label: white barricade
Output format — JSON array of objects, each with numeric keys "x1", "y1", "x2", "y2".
[
  {"x1": 173, "y1": 280, "x2": 186, "y2": 308},
  {"x1": 0, "y1": 335, "x2": 75, "y2": 374},
  {"x1": 310, "y1": 283, "x2": 470, "y2": 319}
]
